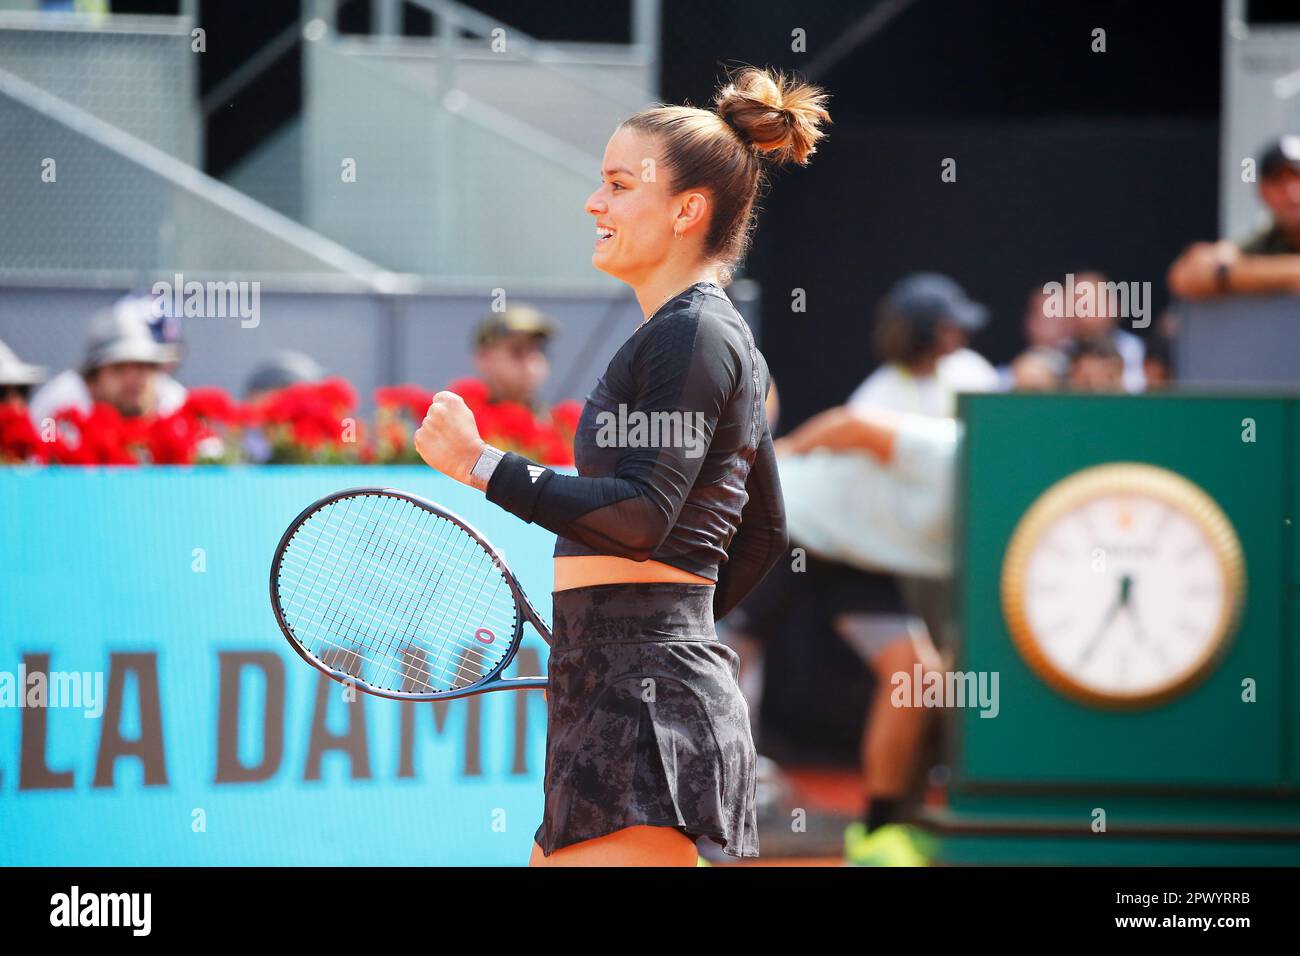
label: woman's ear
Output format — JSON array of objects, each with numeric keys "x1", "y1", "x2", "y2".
[{"x1": 675, "y1": 190, "x2": 710, "y2": 237}]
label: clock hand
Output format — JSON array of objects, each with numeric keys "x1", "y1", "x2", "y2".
[
  {"x1": 1123, "y1": 582, "x2": 1171, "y2": 673},
  {"x1": 1076, "y1": 603, "x2": 1120, "y2": 668},
  {"x1": 1075, "y1": 574, "x2": 1131, "y2": 669}
]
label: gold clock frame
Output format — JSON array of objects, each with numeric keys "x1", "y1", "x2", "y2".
[{"x1": 1000, "y1": 462, "x2": 1246, "y2": 709}]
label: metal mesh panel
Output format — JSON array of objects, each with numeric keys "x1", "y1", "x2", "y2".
[
  {"x1": 302, "y1": 34, "x2": 621, "y2": 283},
  {"x1": 0, "y1": 80, "x2": 379, "y2": 280},
  {"x1": 221, "y1": 119, "x2": 305, "y2": 223},
  {"x1": 0, "y1": 12, "x2": 200, "y2": 165},
  {"x1": 0, "y1": 10, "x2": 650, "y2": 283}
]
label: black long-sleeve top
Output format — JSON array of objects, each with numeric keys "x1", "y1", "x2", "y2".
[{"x1": 483, "y1": 280, "x2": 788, "y2": 620}]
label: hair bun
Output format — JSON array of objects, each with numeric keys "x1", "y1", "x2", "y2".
[{"x1": 714, "y1": 66, "x2": 831, "y2": 166}]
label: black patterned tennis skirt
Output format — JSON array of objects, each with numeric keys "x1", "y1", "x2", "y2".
[{"x1": 534, "y1": 582, "x2": 760, "y2": 859}]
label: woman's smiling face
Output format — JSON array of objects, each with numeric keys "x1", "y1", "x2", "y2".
[{"x1": 586, "y1": 126, "x2": 679, "y2": 283}]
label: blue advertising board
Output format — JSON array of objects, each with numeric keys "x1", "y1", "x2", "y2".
[{"x1": 0, "y1": 468, "x2": 554, "y2": 865}]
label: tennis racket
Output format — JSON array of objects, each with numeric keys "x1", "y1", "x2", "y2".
[{"x1": 269, "y1": 487, "x2": 550, "y2": 701}]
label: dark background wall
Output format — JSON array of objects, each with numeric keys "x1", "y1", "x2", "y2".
[
  {"x1": 658, "y1": 0, "x2": 1223, "y2": 429},
  {"x1": 747, "y1": 117, "x2": 1218, "y2": 426}
]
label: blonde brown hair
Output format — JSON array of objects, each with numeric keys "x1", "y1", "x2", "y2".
[{"x1": 621, "y1": 65, "x2": 831, "y2": 285}]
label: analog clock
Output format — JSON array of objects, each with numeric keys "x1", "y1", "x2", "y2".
[{"x1": 1001, "y1": 462, "x2": 1245, "y2": 708}]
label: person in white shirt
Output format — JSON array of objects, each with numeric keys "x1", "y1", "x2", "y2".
[
  {"x1": 28, "y1": 298, "x2": 182, "y2": 427},
  {"x1": 846, "y1": 272, "x2": 998, "y2": 418},
  {"x1": 775, "y1": 408, "x2": 958, "y2": 578},
  {"x1": 744, "y1": 272, "x2": 994, "y2": 862},
  {"x1": 724, "y1": 401, "x2": 959, "y2": 865}
]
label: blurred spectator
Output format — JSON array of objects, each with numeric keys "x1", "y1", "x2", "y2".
[
  {"x1": 1068, "y1": 336, "x2": 1126, "y2": 392},
  {"x1": 1067, "y1": 271, "x2": 1145, "y2": 393},
  {"x1": 729, "y1": 405, "x2": 956, "y2": 866},
  {"x1": 736, "y1": 313, "x2": 1126, "y2": 861},
  {"x1": 830, "y1": 271, "x2": 993, "y2": 863},
  {"x1": 239, "y1": 351, "x2": 329, "y2": 463},
  {"x1": 244, "y1": 350, "x2": 327, "y2": 404},
  {"x1": 28, "y1": 300, "x2": 181, "y2": 426},
  {"x1": 1168, "y1": 135, "x2": 1300, "y2": 299},
  {"x1": 137, "y1": 292, "x2": 189, "y2": 414},
  {"x1": 1142, "y1": 331, "x2": 1175, "y2": 389},
  {"x1": 1009, "y1": 345, "x2": 1068, "y2": 391},
  {"x1": 472, "y1": 305, "x2": 557, "y2": 414},
  {"x1": 0, "y1": 338, "x2": 46, "y2": 410},
  {"x1": 996, "y1": 285, "x2": 1072, "y2": 389},
  {"x1": 848, "y1": 272, "x2": 997, "y2": 418},
  {"x1": 1022, "y1": 284, "x2": 1074, "y2": 351},
  {"x1": 773, "y1": 407, "x2": 957, "y2": 578}
]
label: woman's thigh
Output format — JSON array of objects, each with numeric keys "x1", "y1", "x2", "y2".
[{"x1": 528, "y1": 825, "x2": 697, "y2": 867}]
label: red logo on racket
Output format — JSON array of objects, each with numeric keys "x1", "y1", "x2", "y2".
[{"x1": 474, "y1": 627, "x2": 496, "y2": 645}]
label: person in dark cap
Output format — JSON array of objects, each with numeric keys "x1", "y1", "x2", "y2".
[
  {"x1": 1168, "y1": 135, "x2": 1300, "y2": 298},
  {"x1": 239, "y1": 350, "x2": 329, "y2": 463},
  {"x1": 243, "y1": 350, "x2": 327, "y2": 404},
  {"x1": 28, "y1": 299, "x2": 181, "y2": 426},
  {"x1": 823, "y1": 273, "x2": 996, "y2": 860},
  {"x1": 0, "y1": 337, "x2": 47, "y2": 411},
  {"x1": 846, "y1": 272, "x2": 998, "y2": 418},
  {"x1": 471, "y1": 304, "x2": 556, "y2": 414}
]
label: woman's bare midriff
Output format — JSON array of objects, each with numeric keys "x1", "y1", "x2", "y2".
[{"x1": 553, "y1": 554, "x2": 713, "y2": 592}]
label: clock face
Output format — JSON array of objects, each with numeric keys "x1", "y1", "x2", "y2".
[{"x1": 1002, "y1": 464, "x2": 1245, "y2": 708}]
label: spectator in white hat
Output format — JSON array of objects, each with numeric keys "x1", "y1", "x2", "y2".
[
  {"x1": 136, "y1": 291, "x2": 189, "y2": 415},
  {"x1": 0, "y1": 337, "x2": 47, "y2": 411},
  {"x1": 28, "y1": 299, "x2": 182, "y2": 427}
]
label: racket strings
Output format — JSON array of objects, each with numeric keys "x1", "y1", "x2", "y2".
[
  {"x1": 283, "y1": 500, "x2": 504, "y2": 681},
  {"x1": 324, "y1": 503, "x2": 478, "y2": 676},
  {"x1": 281, "y1": 517, "x2": 493, "y2": 674},
  {"x1": 280, "y1": 502, "x2": 475, "y2": 689},
  {"x1": 276, "y1": 494, "x2": 518, "y2": 694},
  {"x1": 282, "y1": 503, "x2": 509, "y2": 692},
  {"x1": 305, "y1": 498, "x2": 512, "y2": 688}
]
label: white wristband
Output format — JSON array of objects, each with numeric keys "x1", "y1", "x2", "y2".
[{"x1": 469, "y1": 444, "x2": 505, "y2": 491}]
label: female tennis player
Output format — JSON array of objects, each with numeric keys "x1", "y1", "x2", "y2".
[{"x1": 414, "y1": 65, "x2": 830, "y2": 866}]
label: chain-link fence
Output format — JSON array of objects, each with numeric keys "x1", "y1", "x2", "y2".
[
  {"x1": 0, "y1": 10, "x2": 199, "y2": 164},
  {"x1": 0, "y1": 62, "x2": 384, "y2": 282}
]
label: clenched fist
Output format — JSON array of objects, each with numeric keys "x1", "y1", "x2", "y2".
[{"x1": 413, "y1": 390, "x2": 486, "y2": 487}]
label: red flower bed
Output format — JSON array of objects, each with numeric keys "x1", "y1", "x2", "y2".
[
  {"x1": 376, "y1": 377, "x2": 577, "y2": 466},
  {"x1": 0, "y1": 405, "x2": 49, "y2": 464},
  {"x1": 0, "y1": 377, "x2": 580, "y2": 467}
]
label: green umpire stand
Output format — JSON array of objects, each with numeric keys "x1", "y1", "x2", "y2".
[{"x1": 920, "y1": 392, "x2": 1300, "y2": 865}]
